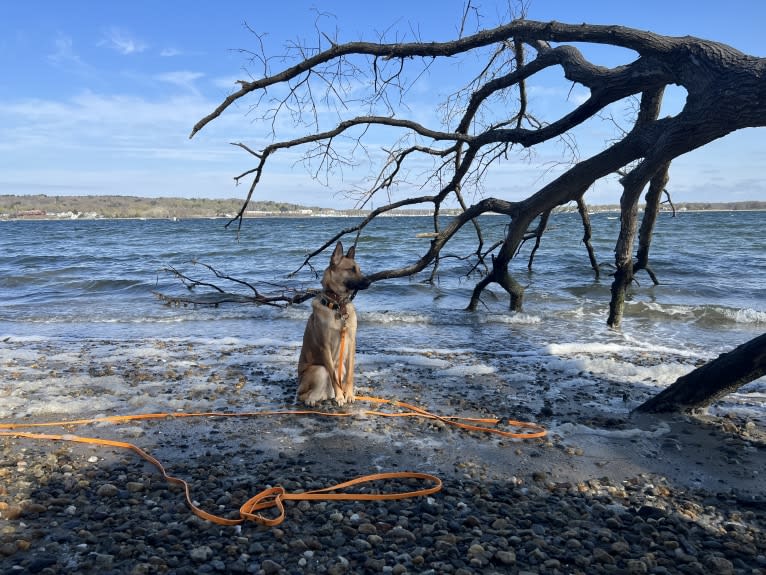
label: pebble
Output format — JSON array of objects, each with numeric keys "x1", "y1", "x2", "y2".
[{"x1": 261, "y1": 559, "x2": 283, "y2": 574}]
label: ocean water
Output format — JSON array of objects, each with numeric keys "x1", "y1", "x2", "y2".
[{"x1": 0, "y1": 212, "x2": 764, "y2": 423}]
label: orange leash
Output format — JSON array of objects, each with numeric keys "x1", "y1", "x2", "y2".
[
  {"x1": 356, "y1": 396, "x2": 548, "y2": 439},
  {"x1": 0, "y1": 397, "x2": 546, "y2": 439},
  {"x1": 0, "y1": 397, "x2": 545, "y2": 527},
  {"x1": 337, "y1": 324, "x2": 346, "y2": 394},
  {"x1": 1, "y1": 429, "x2": 441, "y2": 527}
]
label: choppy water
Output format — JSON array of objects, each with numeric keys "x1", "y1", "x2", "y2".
[{"x1": 0, "y1": 212, "x2": 764, "y2": 420}]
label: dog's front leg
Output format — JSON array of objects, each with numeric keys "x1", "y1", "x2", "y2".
[
  {"x1": 322, "y1": 347, "x2": 346, "y2": 406},
  {"x1": 342, "y1": 335, "x2": 356, "y2": 404}
]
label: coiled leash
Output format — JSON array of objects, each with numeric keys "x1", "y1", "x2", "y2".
[{"x1": 0, "y1": 398, "x2": 545, "y2": 527}]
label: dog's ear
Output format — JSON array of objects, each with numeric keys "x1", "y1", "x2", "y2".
[
  {"x1": 345, "y1": 245, "x2": 356, "y2": 260},
  {"x1": 331, "y1": 242, "x2": 344, "y2": 267}
]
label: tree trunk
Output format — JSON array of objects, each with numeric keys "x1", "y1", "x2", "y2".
[
  {"x1": 607, "y1": 88, "x2": 665, "y2": 328},
  {"x1": 635, "y1": 332, "x2": 766, "y2": 413},
  {"x1": 634, "y1": 162, "x2": 670, "y2": 285},
  {"x1": 467, "y1": 255, "x2": 524, "y2": 311},
  {"x1": 526, "y1": 209, "x2": 551, "y2": 270},
  {"x1": 607, "y1": 191, "x2": 640, "y2": 327},
  {"x1": 576, "y1": 197, "x2": 599, "y2": 279}
]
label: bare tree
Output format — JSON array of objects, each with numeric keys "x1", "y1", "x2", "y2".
[{"x1": 190, "y1": 17, "x2": 766, "y2": 330}]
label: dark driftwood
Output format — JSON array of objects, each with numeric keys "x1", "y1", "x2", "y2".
[
  {"x1": 635, "y1": 333, "x2": 766, "y2": 413},
  {"x1": 157, "y1": 263, "x2": 318, "y2": 308}
]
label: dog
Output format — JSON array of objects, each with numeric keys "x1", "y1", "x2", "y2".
[{"x1": 297, "y1": 241, "x2": 370, "y2": 406}]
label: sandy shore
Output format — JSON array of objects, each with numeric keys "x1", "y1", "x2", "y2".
[{"x1": 1, "y1": 336, "x2": 765, "y2": 573}]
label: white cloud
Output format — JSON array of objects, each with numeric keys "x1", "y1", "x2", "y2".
[
  {"x1": 0, "y1": 90, "x2": 257, "y2": 198},
  {"x1": 101, "y1": 27, "x2": 147, "y2": 55},
  {"x1": 212, "y1": 75, "x2": 245, "y2": 91},
  {"x1": 155, "y1": 71, "x2": 206, "y2": 95},
  {"x1": 0, "y1": 90, "x2": 264, "y2": 175}
]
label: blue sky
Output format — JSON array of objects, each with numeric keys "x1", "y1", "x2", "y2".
[{"x1": 1, "y1": 1, "x2": 764, "y2": 207}]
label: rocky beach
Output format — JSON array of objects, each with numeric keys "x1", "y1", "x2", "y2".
[{"x1": 1, "y1": 336, "x2": 764, "y2": 574}]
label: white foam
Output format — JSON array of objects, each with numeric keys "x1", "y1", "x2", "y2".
[
  {"x1": 0, "y1": 335, "x2": 49, "y2": 343},
  {"x1": 249, "y1": 353, "x2": 296, "y2": 365},
  {"x1": 362, "y1": 311, "x2": 432, "y2": 324},
  {"x1": 481, "y1": 313, "x2": 541, "y2": 325},
  {"x1": 545, "y1": 342, "x2": 626, "y2": 355},
  {"x1": 438, "y1": 364, "x2": 496, "y2": 377},
  {"x1": 0, "y1": 348, "x2": 40, "y2": 362},
  {"x1": 505, "y1": 372, "x2": 536, "y2": 384},
  {"x1": 719, "y1": 307, "x2": 766, "y2": 324},
  {"x1": 553, "y1": 421, "x2": 671, "y2": 439},
  {"x1": 115, "y1": 426, "x2": 145, "y2": 438},
  {"x1": 543, "y1": 354, "x2": 691, "y2": 386},
  {"x1": 393, "y1": 346, "x2": 475, "y2": 355},
  {"x1": 2, "y1": 322, "x2": 763, "y2": 430},
  {"x1": 619, "y1": 334, "x2": 704, "y2": 358},
  {"x1": 546, "y1": 339, "x2": 702, "y2": 359},
  {"x1": 639, "y1": 301, "x2": 695, "y2": 317},
  {"x1": 8, "y1": 396, "x2": 117, "y2": 418},
  {"x1": 357, "y1": 353, "x2": 451, "y2": 369}
]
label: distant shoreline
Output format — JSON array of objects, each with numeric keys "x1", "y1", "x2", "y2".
[
  {"x1": 3, "y1": 210, "x2": 766, "y2": 223},
  {"x1": 1, "y1": 194, "x2": 764, "y2": 221}
]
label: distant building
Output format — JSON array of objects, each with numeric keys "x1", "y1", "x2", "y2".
[{"x1": 16, "y1": 210, "x2": 46, "y2": 218}]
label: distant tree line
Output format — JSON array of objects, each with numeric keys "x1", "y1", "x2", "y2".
[
  {"x1": 0, "y1": 195, "x2": 328, "y2": 219},
  {"x1": 1, "y1": 194, "x2": 764, "y2": 220}
]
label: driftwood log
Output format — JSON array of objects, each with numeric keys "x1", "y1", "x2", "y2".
[{"x1": 635, "y1": 333, "x2": 766, "y2": 413}]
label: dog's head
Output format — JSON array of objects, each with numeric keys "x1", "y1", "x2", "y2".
[{"x1": 322, "y1": 241, "x2": 371, "y2": 299}]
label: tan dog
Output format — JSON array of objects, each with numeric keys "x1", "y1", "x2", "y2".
[{"x1": 297, "y1": 242, "x2": 370, "y2": 406}]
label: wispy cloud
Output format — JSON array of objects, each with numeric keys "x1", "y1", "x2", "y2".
[
  {"x1": 155, "y1": 71, "x2": 205, "y2": 95},
  {"x1": 0, "y1": 90, "x2": 251, "y2": 159},
  {"x1": 101, "y1": 27, "x2": 147, "y2": 55},
  {"x1": 48, "y1": 33, "x2": 89, "y2": 71},
  {"x1": 212, "y1": 75, "x2": 244, "y2": 90}
]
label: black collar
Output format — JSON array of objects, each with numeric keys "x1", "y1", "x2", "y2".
[
  {"x1": 319, "y1": 295, "x2": 341, "y2": 311},
  {"x1": 319, "y1": 290, "x2": 351, "y2": 316}
]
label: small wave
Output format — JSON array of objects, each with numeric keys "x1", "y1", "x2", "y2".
[
  {"x1": 714, "y1": 307, "x2": 766, "y2": 324},
  {"x1": 545, "y1": 342, "x2": 627, "y2": 355},
  {"x1": 481, "y1": 313, "x2": 541, "y2": 325},
  {"x1": 2, "y1": 316, "x2": 191, "y2": 325},
  {"x1": 630, "y1": 301, "x2": 696, "y2": 318},
  {"x1": 0, "y1": 334, "x2": 50, "y2": 343},
  {"x1": 361, "y1": 309, "x2": 541, "y2": 326},
  {"x1": 629, "y1": 301, "x2": 766, "y2": 325},
  {"x1": 76, "y1": 279, "x2": 147, "y2": 293},
  {"x1": 362, "y1": 311, "x2": 433, "y2": 325}
]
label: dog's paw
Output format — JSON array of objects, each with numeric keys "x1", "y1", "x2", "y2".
[
  {"x1": 334, "y1": 393, "x2": 347, "y2": 407},
  {"x1": 297, "y1": 391, "x2": 321, "y2": 407}
]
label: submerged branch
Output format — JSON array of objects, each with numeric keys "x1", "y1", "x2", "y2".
[{"x1": 157, "y1": 262, "x2": 318, "y2": 308}]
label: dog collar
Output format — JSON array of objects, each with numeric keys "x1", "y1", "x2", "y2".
[
  {"x1": 319, "y1": 291, "x2": 350, "y2": 319},
  {"x1": 319, "y1": 295, "x2": 341, "y2": 311}
]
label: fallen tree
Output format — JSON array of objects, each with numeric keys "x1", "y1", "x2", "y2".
[
  {"x1": 190, "y1": 14, "x2": 765, "y2": 329},
  {"x1": 635, "y1": 332, "x2": 766, "y2": 414}
]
